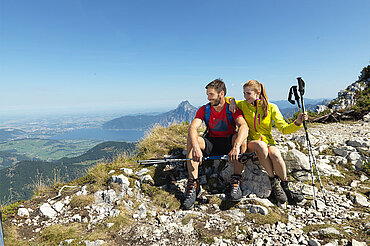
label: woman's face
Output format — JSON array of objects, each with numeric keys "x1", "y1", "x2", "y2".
[{"x1": 243, "y1": 86, "x2": 260, "y2": 104}]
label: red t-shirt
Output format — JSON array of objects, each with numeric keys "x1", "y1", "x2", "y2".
[{"x1": 195, "y1": 103, "x2": 243, "y2": 137}]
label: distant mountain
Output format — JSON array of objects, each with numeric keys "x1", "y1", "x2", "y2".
[
  {"x1": 271, "y1": 98, "x2": 330, "y2": 110},
  {"x1": 0, "y1": 141, "x2": 136, "y2": 204},
  {"x1": 103, "y1": 101, "x2": 197, "y2": 130},
  {"x1": 271, "y1": 98, "x2": 331, "y2": 117}
]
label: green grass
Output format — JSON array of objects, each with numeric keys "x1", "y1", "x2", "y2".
[
  {"x1": 0, "y1": 139, "x2": 102, "y2": 161},
  {"x1": 0, "y1": 201, "x2": 21, "y2": 222}
]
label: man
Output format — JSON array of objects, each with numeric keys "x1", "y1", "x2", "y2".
[{"x1": 183, "y1": 79, "x2": 249, "y2": 210}]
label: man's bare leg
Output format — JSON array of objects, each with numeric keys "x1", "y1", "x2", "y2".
[
  {"x1": 232, "y1": 133, "x2": 248, "y2": 175},
  {"x1": 186, "y1": 136, "x2": 206, "y2": 180}
]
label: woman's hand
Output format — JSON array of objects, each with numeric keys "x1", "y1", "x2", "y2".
[
  {"x1": 229, "y1": 98, "x2": 237, "y2": 113},
  {"x1": 295, "y1": 112, "x2": 308, "y2": 125}
]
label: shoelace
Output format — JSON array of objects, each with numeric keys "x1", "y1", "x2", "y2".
[
  {"x1": 272, "y1": 181, "x2": 284, "y2": 193},
  {"x1": 231, "y1": 177, "x2": 240, "y2": 192},
  {"x1": 185, "y1": 182, "x2": 196, "y2": 196}
]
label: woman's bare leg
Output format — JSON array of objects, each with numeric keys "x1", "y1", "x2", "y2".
[
  {"x1": 247, "y1": 140, "x2": 274, "y2": 177},
  {"x1": 268, "y1": 146, "x2": 287, "y2": 181}
]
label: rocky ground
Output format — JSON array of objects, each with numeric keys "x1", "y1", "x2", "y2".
[{"x1": 1, "y1": 118, "x2": 369, "y2": 246}]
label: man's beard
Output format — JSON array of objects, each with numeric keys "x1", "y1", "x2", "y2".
[{"x1": 210, "y1": 96, "x2": 221, "y2": 106}]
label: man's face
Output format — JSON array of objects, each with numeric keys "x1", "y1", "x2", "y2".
[{"x1": 206, "y1": 88, "x2": 223, "y2": 106}]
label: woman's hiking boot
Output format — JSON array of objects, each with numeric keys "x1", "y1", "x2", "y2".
[
  {"x1": 270, "y1": 176, "x2": 288, "y2": 204},
  {"x1": 230, "y1": 174, "x2": 243, "y2": 201},
  {"x1": 183, "y1": 179, "x2": 200, "y2": 210},
  {"x1": 281, "y1": 181, "x2": 305, "y2": 205}
]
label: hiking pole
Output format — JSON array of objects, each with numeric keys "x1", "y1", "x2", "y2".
[
  {"x1": 289, "y1": 79, "x2": 328, "y2": 208},
  {"x1": 0, "y1": 210, "x2": 4, "y2": 246},
  {"x1": 289, "y1": 84, "x2": 319, "y2": 209},
  {"x1": 138, "y1": 152, "x2": 256, "y2": 165},
  {"x1": 297, "y1": 77, "x2": 327, "y2": 206}
]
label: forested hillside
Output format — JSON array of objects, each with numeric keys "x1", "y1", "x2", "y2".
[{"x1": 0, "y1": 141, "x2": 136, "y2": 204}]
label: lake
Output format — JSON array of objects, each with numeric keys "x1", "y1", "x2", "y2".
[{"x1": 50, "y1": 128, "x2": 146, "y2": 142}]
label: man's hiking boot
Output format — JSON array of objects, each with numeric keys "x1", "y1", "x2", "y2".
[
  {"x1": 230, "y1": 174, "x2": 243, "y2": 201},
  {"x1": 281, "y1": 181, "x2": 304, "y2": 205},
  {"x1": 270, "y1": 176, "x2": 287, "y2": 204},
  {"x1": 183, "y1": 179, "x2": 200, "y2": 210}
]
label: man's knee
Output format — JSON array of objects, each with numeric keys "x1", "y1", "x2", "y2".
[{"x1": 187, "y1": 136, "x2": 206, "y2": 149}]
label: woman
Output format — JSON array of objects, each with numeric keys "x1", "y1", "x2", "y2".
[{"x1": 228, "y1": 80, "x2": 308, "y2": 205}]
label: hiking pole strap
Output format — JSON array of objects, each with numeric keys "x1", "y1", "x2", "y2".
[{"x1": 288, "y1": 86, "x2": 296, "y2": 105}]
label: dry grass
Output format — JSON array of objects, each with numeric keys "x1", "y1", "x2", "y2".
[
  {"x1": 40, "y1": 223, "x2": 84, "y2": 245},
  {"x1": 3, "y1": 224, "x2": 21, "y2": 246},
  {"x1": 82, "y1": 161, "x2": 110, "y2": 192},
  {"x1": 74, "y1": 153, "x2": 139, "y2": 192},
  {"x1": 69, "y1": 195, "x2": 95, "y2": 209},
  {"x1": 141, "y1": 183, "x2": 181, "y2": 210},
  {"x1": 137, "y1": 122, "x2": 190, "y2": 159},
  {"x1": 32, "y1": 169, "x2": 63, "y2": 198}
]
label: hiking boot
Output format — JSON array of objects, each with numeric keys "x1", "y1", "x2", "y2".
[
  {"x1": 270, "y1": 176, "x2": 287, "y2": 204},
  {"x1": 281, "y1": 181, "x2": 305, "y2": 205},
  {"x1": 183, "y1": 179, "x2": 200, "y2": 210},
  {"x1": 230, "y1": 174, "x2": 243, "y2": 201}
]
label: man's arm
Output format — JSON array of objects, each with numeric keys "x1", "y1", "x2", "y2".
[
  {"x1": 188, "y1": 118, "x2": 204, "y2": 163},
  {"x1": 228, "y1": 117, "x2": 249, "y2": 162}
]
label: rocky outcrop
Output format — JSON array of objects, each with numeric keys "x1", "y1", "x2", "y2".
[
  {"x1": 3, "y1": 120, "x2": 369, "y2": 245},
  {"x1": 314, "y1": 65, "x2": 369, "y2": 121},
  {"x1": 329, "y1": 80, "x2": 368, "y2": 112}
]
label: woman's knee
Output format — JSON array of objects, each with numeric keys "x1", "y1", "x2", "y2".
[
  {"x1": 249, "y1": 141, "x2": 269, "y2": 155},
  {"x1": 268, "y1": 147, "x2": 283, "y2": 161}
]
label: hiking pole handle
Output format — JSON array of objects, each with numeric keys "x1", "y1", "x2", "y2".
[{"x1": 297, "y1": 77, "x2": 305, "y2": 96}]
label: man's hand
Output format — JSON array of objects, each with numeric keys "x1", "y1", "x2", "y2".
[
  {"x1": 228, "y1": 146, "x2": 240, "y2": 163},
  {"x1": 192, "y1": 146, "x2": 204, "y2": 164},
  {"x1": 229, "y1": 98, "x2": 237, "y2": 113}
]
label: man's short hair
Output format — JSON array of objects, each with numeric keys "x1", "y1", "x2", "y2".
[{"x1": 205, "y1": 79, "x2": 227, "y2": 95}]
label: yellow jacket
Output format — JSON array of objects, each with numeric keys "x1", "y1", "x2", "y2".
[{"x1": 227, "y1": 98, "x2": 302, "y2": 145}]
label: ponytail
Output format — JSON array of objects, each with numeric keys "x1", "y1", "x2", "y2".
[
  {"x1": 243, "y1": 80, "x2": 269, "y2": 118},
  {"x1": 259, "y1": 83, "x2": 269, "y2": 119}
]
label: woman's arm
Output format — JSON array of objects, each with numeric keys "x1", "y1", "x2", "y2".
[{"x1": 271, "y1": 104, "x2": 303, "y2": 134}]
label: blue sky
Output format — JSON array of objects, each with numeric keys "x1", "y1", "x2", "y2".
[{"x1": 1, "y1": 0, "x2": 369, "y2": 115}]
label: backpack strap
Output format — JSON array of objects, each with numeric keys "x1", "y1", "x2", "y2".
[
  {"x1": 204, "y1": 103, "x2": 235, "y2": 130},
  {"x1": 203, "y1": 103, "x2": 211, "y2": 137},
  {"x1": 204, "y1": 103, "x2": 211, "y2": 128},
  {"x1": 226, "y1": 103, "x2": 235, "y2": 127}
]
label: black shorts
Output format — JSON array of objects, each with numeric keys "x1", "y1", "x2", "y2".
[{"x1": 203, "y1": 135, "x2": 233, "y2": 157}]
